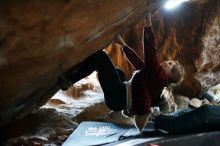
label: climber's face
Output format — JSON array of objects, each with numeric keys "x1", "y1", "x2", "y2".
[{"x1": 160, "y1": 61, "x2": 176, "y2": 76}]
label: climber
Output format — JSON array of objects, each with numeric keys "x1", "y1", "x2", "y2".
[{"x1": 57, "y1": 13, "x2": 185, "y2": 132}]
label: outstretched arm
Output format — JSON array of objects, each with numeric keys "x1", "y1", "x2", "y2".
[
  {"x1": 116, "y1": 36, "x2": 144, "y2": 70},
  {"x1": 143, "y1": 14, "x2": 160, "y2": 69}
]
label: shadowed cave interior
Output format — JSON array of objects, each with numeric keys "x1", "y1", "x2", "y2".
[{"x1": 0, "y1": 0, "x2": 220, "y2": 145}]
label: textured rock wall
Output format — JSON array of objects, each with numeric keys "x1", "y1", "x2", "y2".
[
  {"x1": 106, "y1": 20, "x2": 146, "y2": 79},
  {"x1": 155, "y1": 0, "x2": 220, "y2": 97},
  {"x1": 195, "y1": 4, "x2": 220, "y2": 88},
  {"x1": 110, "y1": 0, "x2": 220, "y2": 98}
]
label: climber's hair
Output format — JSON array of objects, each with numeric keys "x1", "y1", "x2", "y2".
[{"x1": 168, "y1": 61, "x2": 185, "y2": 85}]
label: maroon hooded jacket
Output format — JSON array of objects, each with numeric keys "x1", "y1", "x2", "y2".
[{"x1": 123, "y1": 26, "x2": 168, "y2": 115}]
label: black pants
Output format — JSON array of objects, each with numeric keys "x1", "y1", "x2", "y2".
[{"x1": 67, "y1": 50, "x2": 127, "y2": 111}]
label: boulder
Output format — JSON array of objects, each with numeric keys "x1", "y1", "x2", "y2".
[{"x1": 0, "y1": 0, "x2": 166, "y2": 126}]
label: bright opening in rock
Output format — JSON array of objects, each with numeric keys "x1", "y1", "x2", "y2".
[
  {"x1": 43, "y1": 72, "x2": 105, "y2": 119},
  {"x1": 164, "y1": 0, "x2": 189, "y2": 9}
]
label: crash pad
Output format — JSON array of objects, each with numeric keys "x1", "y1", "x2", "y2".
[
  {"x1": 62, "y1": 121, "x2": 160, "y2": 146},
  {"x1": 62, "y1": 120, "x2": 220, "y2": 146},
  {"x1": 155, "y1": 105, "x2": 220, "y2": 134}
]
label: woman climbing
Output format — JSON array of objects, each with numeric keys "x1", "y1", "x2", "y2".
[{"x1": 58, "y1": 14, "x2": 185, "y2": 132}]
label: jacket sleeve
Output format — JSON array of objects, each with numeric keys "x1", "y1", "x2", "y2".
[
  {"x1": 143, "y1": 26, "x2": 169, "y2": 85},
  {"x1": 123, "y1": 45, "x2": 144, "y2": 70},
  {"x1": 143, "y1": 26, "x2": 161, "y2": 71}
]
